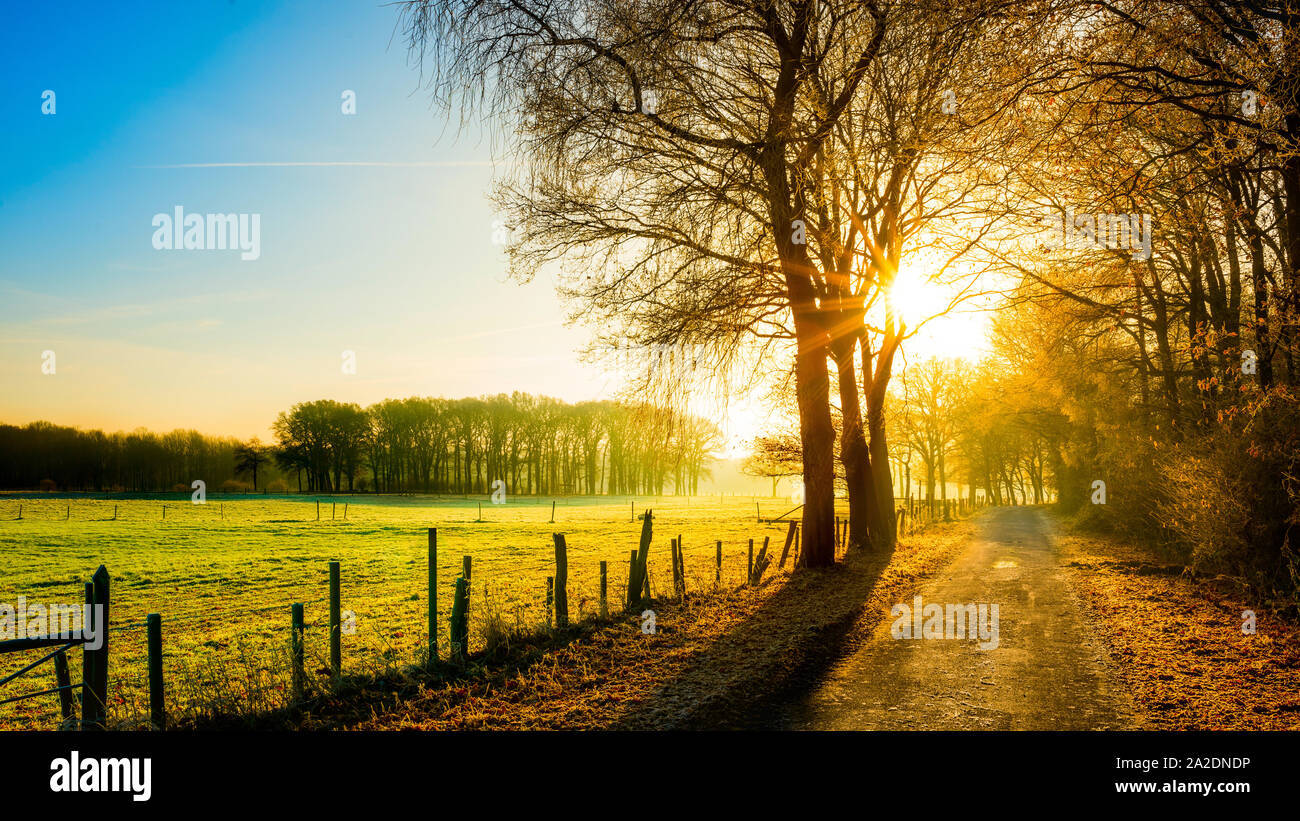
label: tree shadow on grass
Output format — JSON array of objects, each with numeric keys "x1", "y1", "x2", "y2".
[{"x1": 609, "y1": 549, "x2": 895, "y2": 730}]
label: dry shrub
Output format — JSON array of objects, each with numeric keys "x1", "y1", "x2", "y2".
[
  {"x1": 1158, "y1": 387, "x2": 1300, "y2": 593},
  {"x1": 1076, "y1": 431, "x2": 1170, "y2": 545},
  {"x1": 476, "y1": 584, "x2": 537, "y2": 658}
]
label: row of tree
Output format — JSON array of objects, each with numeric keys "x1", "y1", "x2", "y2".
[
  {"x1": 889, "y1": 359, "x2": 1056, "y2": 509},
  {"x1": 0, "y1": 421, "x2": 261, "y2": 492},
  {"x1": 0, "y1": 394, "x2": 720, "y2": 496},
  {"x1": 978, "y1": 1, "x2": 1300, "y2": 593},
  {"x1": 271, "y1": 394, "x2": 720, "y2": 496},
  {"x1": 744, "y1": 357, "x2": 1058, "y2": 511}
]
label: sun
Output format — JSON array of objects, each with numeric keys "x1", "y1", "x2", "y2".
[
  {"x1": 889, "y1": 263, "x2": 957, "y2": 330},
  {"x1": 884, "y1": 254, "x2": 992, "y2": 360}
]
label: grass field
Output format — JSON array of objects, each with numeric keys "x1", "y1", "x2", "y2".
[{"x1": 0, "y1": 493, "x2": 823, "y2": 729}]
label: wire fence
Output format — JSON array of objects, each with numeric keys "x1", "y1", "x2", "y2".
[{"x1": 0, "y1": 495, "x2": 983, "y2": 729}]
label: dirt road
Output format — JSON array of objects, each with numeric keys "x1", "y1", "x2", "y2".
[{"x1": 775, "y1": 506, "x2": 1138, "y2": 730}]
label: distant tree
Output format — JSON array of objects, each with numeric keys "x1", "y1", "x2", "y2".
[
  {"x1": 743, "y1": 434, "x2": 804, "y2": 499},
  {"x1": 234, "y1": 439, "x2": 271, "y2": 492}
]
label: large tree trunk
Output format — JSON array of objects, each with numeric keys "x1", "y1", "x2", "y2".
[
  {"x1": 764, "y1": 126, "x2": 836, "y2": 565},
  {"x1": 833, "y1": 336, "x2": 874, "y2": 551},
  {"x1": 1145, "y1": 260, "x2": 1182, "y2": 429},
  {"x1": 776, "y1": 240, "x2": 836, "y2": 566},
  {"x1": 1283, "y1": 148, "x2": 1300, "y2": 385},
  {"x1": 863, "y1": 332, "x2": 899, "y2": 551},
  {"x1": 1282, "y1": 30, "x2": 1300, "y2": 385},
  {"x1": 1251, "y1": 235, "x2": 1274, "y2": 389},
  {"x1": 795, "y1": 343, "x2": 837, "y2": 566}
]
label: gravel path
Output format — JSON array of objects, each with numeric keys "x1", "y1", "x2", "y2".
[{"x1": 777, "y1": 506, "x2": 1138, "y2": 730}]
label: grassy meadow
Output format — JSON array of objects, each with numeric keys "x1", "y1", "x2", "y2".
[{"x1": 0, "y1": 492, "x2": 819, "y2": 729}]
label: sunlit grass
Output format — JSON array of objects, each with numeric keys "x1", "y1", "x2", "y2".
[{"x1": 0, "y1": 493, "x2": 818, "y2": 728}]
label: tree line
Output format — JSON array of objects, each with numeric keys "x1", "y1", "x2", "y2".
[
  {"x1": 0, "y1": 394, "x2": 720, "y2": 496},
  {"x1": 972, "y1": 0, "x2": 1300, "y2": 594},
  {"x1": 0, "y1": 421, "x2": 259, "y2": 493},
  {"x1": 271, "y1": 394, "x2": 720, "y2": 495},
  {"x1": 744, "y1": 356, "x2": 1057, "y2": 511}
]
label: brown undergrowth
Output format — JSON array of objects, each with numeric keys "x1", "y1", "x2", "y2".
[{"x1": 1057, "y1": 522, "x2": 1300, "y2": 730}]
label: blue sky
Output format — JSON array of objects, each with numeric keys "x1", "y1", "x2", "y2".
[{"x1": 0, "y1": 0, "x2": 600, "y2": 439}]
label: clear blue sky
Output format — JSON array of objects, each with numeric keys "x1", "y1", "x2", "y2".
[{"x1": 0, "y1": 0, "x2": 602, "y2": 439}]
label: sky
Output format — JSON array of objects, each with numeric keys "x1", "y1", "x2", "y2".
[{"x1": 0, "y1": 0, "x2": 988, "y2": 448}]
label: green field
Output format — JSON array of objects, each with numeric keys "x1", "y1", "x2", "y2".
[{"x1": 0, "y1": 493, "x2": 819, "y2": 729}]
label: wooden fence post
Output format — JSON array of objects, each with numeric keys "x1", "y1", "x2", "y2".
[
  {"x1": 552, "y1": 533, "x2": 569, "y2": 628},
  {"x1": 778, "y1": 521, "x2": 797, "y2": 569},
  {"x1": 291, "y1": 603, "x2": 305, "y2": 697},
  {"x1": 550, "y1": 500, "x2": 556, "y2": 523},
  {"x1": 599, "y1": 560, "x2": 608, "y2": 619},
  {"x1": 328, "y1": 560, "x2": 341, "y2": 682},
  {"x1": 53, "y1": 650, "x2": 74, "y2": 725},
  {"x1": 627, "y1": 510, "x2": 653, "y2": 611},
  {"x1": 332, "y1": 502, "x2": 336, "y2": 520},
  {"x1": 678, "y1": 535, "x2": 687, "y2": 596},
  {"x1": 747, "y1": 539, "x2": 754, "y2": 585},
  {"x1": 642, "y1": 556, "x2": 652, "y2": 600},
  {"x1": 449, "y1": 575, "x2": 469, "y2": 660},
  {"x1": 676, "y1": 537, "x2": 686, "y2": 597},
  {"x1": 545, "y1": 577, "x2": 554, "y2": 629},
  {"x1": 427, "y1": 528, "x2": 438, "y2": 666},
  {"x1": 715, "y1": 540, "x2": 722, "y2": 587},
  {"x1": 91, "y1": 569, "x2": 109, "y2": 725},
  {"x1": 82, "y1": 566, "x2": 109, "y2": 730},
  {"x1": 751, "y1": 537, "x2": 771, "y2": 585},
  {"x1": 626, "y1": 549, "x2": 638, "y2": 612},
  {"x1": 146, "y1": 613, "x2": 164, "y2": 730},
  {"x1": 316, "y1": 500, "x2": 320, "y2": 521}
]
